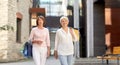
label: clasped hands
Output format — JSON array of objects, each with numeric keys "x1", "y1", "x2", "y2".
[{"x1": 32, "y1": 40, "x2": 43, "y2": 45}]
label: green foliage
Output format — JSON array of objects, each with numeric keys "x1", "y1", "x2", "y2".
[{"x1": 0, "y1": 25, "x2": 14, "y2": 31}]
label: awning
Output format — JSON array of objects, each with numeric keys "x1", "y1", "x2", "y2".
[{"x1": 16, "y1": 12, "x2": 23, "y2": 19}]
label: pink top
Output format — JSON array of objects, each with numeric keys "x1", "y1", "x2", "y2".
[{"x1": 29, "y1": 27, "x2": 50, "y2": 47}]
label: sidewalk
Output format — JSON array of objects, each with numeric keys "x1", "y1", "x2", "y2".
[
  {"x1": 0, "y1": 56, "x2": 118, "y2": 65},
  {"x1": 0, "y1": 56, "x2": 60, "y2": 65},
  {"x1": 74, "y1": 57, "x2": 118, "y2": 65}
]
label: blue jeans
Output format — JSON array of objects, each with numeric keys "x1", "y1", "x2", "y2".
[{"x1": 58, "y1": 54, "x2": 73, "y2": 65}]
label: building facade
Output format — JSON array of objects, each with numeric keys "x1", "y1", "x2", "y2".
[
  {"x1": 82, "y1": 0, "x2": 120, "y2": 57},
  {"x1": 0, "y1": 0, "x2": 32, "y2": 62},
  {"x1": 1, "y1": 0, "x2": 120, "y2": 62},
  {"x1": 105, "y1": 0, "x2": 120, "y2": 54}
]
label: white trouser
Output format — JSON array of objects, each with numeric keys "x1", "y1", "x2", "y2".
[{"x1": 32, "y1": 45, "x2": 47, "y2": 65}]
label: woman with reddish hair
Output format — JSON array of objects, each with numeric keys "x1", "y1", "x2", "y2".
[{"x1": 29, "y1": 16, "x2": 50, "y2": 65}]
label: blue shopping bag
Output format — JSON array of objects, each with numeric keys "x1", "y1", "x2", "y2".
[{"x1": 23, "y1": 41, "x2": 32, "y2": 58}]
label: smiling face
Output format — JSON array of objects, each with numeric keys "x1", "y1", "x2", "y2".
[
  {"x1": 60, "y1": 18, "x2": 69, "y2": 27},
  {"x1": 38, "y1": 18, "x2": 44, "y2": 26},
  {"x1": 36, "y1": 16, "x2": 45, "y2": 26},
  {"x1": 60, "y1": 16, "x2": 69, "y2": 27}
]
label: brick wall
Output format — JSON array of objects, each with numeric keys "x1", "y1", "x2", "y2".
[
  {"x1": 17, "y1": 0, "x2": 32, "y2": 43},
  {"x1": 0, "y1": 0, "x2": 32, "y2": 62}
]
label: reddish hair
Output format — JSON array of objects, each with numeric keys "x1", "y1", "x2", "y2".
[{"x1": 36, "y1": 16, "x2": 46, "y2": 26}]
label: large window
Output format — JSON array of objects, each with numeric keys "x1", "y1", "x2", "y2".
[
  {"x1": 68, "y1": 0, "x2": 74, "y2": 5},
  {"x1": 39, "y1": 0, "x2": 64, "y2": 16},
  {"x1": 68, "y1": 0, "x2": 82, "y2": 16}
]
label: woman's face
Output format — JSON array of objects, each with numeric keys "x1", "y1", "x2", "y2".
[
  {"x1": 60, "y1": 18, "x2": 69, "y2": 27},
  {"x1": 38, "y1": 18, "x2": 44, "y2": 26}
]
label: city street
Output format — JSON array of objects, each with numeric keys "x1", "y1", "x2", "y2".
[
  {"x1": 0, "y1": 56, "x2": 60, "y2": 65},
  {"x1": 0, "y1": 0, "x2": 120, "y2": 65},
  {"x1": 0, "y1": 56, "x2": 118, "y2": 65}
]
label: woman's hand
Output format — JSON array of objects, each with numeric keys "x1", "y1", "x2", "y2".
[
  {"x1": 54, "y1": 50, "x2": 58, "y2": 59},
  {"x1": 47, "y1": 47, "x2": 50, "y2": 58},
  {"x1": 32, "y1": 40, "x2": 43, "y2": 45},
  {"x1": 70, "y1": 28, "x2": 77, "y2": 41},
  {"x1": 70, "y1": 28, "x2": 74, "y2": 37}
]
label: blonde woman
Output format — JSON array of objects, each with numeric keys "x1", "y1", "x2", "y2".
[{"x1": 54, "y1": 16, "x2": 77, "y2": 65}]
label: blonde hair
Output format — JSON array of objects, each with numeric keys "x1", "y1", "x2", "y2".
[{"x1": 60, "y1": 16, "x2": 69, "y2": 23}]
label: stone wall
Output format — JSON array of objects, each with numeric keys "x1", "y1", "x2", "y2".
[
  {"x1": 0, "y1": 0, "x2": 32, "y2": 62},
  {"x1": 17, "y1": 0, "x2": 32, "y2": 42}
]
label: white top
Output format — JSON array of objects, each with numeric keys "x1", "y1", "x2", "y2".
[
  {"x1": 29, "y1": 27, "x2": 50, "y2": 47},
  {"x1": 54, "y1": 28, "x2": 77, "y2": 55}
]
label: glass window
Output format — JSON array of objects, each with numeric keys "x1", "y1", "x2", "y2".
[
  {"x1": 68, "y1": 0, "x2": 74, "y2": 5},
  {"x1": 39, "y1": 0, "x2": 63, "y2": 16}
]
